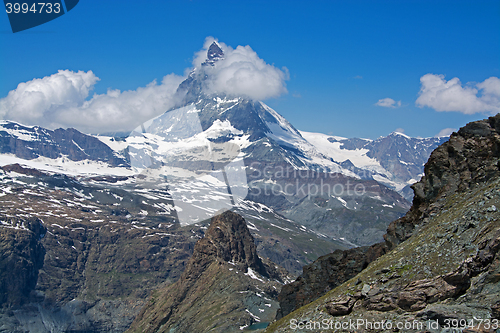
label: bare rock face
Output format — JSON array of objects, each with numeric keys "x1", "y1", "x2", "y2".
[
  {"x1": 275, "y1": 243, "x2": 386, "y2": 319},
  {"x1": 0, "y1": 218, "x2": 45, "y2": 307},
  {"x1": 386, "y1": 114, "x2": 500, "y2": 250},
  {"x1": 191, "y1": 209, "x2": 267, "y2": 277},
  {"x1": 127, "y1": 210, "x2": 288, "y2": 333},
  {"x1": 322, "y1": 232, "x2": 500, "y2": 318}
]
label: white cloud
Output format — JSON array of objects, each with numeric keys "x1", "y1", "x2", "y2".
[
  {"x1": 0, "y1": 70, "x2": 185, "y2": 134},
  {"x1": 394, "y1": 128, "x2": 405, "y2": 133},
  {"x1": 0, "y1": 38, "x2": 289, "y2": 133},
  {"x1": 375, "y1": 98, "x2": 401, "y2": 108},
  {"x1": 0, "y1": 70, "x2": 99, "y2": 125},
  {"x1": 195, "y1": 37, "x2": 289, "y2": 100},
  {"x1": 434, "y1": 128, "x2": 456, "y2": 137},
  {"x1": 416, "y1": 74, "x2": 500, "y2": 114}
]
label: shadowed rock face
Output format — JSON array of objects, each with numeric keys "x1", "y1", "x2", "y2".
[
  {"x1": 127, "y1": 210, "x2": 289, "y2": 333},
  {"x1": 204, "y1": 41, "x2": 224, "y2": 65},
  {"x1": 274, "y1": 114, "x2": 500, "y2": 322},
  {"x1": 275, "y1": 242, "x2": 387, "y2": 319},
  {"x1": 0, "y1": 218, "x2": 45, "y2": 307},
  {"x1": 191, "y1": 210, "x2": 267, "y2": 277}
]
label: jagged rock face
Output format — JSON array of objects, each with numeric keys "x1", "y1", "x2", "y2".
[
  {"x1": 203, "y1": 41, "x2": 224, "y2": 66},
  {"x1": 0, "y1": 218, "x2": 45, "y2": 307},
  {"x1": 267, "y1": 115, "x2": 500, "y2": 333},
  {"x1": 192, "y1": 210, "x2": 267, "y2": 276},
  {"x1": 275, "y1": 244, "x2": 387, "y2": 319},
  {"x1": 127, "y1": 210, "x2": 289, "y2": 333},
  {"x1": 385, "y1": 114, "x2": 500, "y2": 250}
]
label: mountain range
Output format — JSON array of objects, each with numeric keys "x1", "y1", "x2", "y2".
[
  {"x1": 0, "y1": 42, "x2": 458, "y2": 332},
  {"x1": 0, "y1": 45, "x2": 447, "y2": 248}
]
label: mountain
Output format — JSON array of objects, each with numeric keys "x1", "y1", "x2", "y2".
[
  {"x1": 0, "y1": 120, "x2": 128, "y2": 170},
  {"x1": 127, "y1": 210, "x2": 289, "y2": 333},
  {"x1": 0, "y1": 42, "x2": 454, "y2": 332},
  {"x1": 0, "y1": 43, "x2": 446, "y2": 249},
  {"x1": 97, "y1": 41, "x2": 412, "y2": 246},
  {"x1": 266, "y1": 114, "x2": 500, "y2": 332},
  {"x1": 301, "y1": 131, "x2": 448, "y2": 201}
]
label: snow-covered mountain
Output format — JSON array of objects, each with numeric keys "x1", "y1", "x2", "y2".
[
  {"x1": 0, "y1": 120, "x2": 131, "y2": 176},
  {"x1": 301, "y1": 131, "x2": 449, "y2": 201},
  {"x1": 0, "y1": 41, "x2": 446, "y2": 246}
]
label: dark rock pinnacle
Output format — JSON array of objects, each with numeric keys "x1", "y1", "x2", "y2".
[{"x1": 203, "y1": 41, "x2": 224, "y2": 66}]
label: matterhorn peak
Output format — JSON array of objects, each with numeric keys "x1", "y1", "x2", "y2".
[{"x1": 203, "y1": 41, "x2": 224, "y2": 66}]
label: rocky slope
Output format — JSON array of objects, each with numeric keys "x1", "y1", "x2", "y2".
[
  {"x1": 0, "y1": 217, "x2": 45, "y2": 308},
  {"x1": 127, "y1": 210, "x2": 290, "y2": 333},
  {"x1": 0, "y1": 163, "x2": 346, "y2": 332},
  {"x1": 275, "y1": 243, "x2": 386, "y2": 320},
  {"x1": 0, "y1": 166, "x2": 201, "y2": 332},
  {"x1": 267, "y1": 114, "x2": 500, "y2": 332}
]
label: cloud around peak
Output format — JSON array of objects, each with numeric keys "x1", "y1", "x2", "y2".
[
  {"x1": 435, "y1": 127, "x2": 456, "y2": 137},
  {"x1": 194, "y1": 37, "x2": 289, "y2": 100},
  {"x1": 416, "y1": 74, "x2": 500, "y2": 114},
  {"x1": 0, "y1": 38, "x2": 289, "y2": 133}
]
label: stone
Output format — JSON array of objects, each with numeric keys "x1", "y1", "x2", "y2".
[{"x1": 361, "y1": 284, "x2": 371, "y2": 296}]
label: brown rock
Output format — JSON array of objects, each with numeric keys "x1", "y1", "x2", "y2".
[
  {"x1": 325, "y1": 297, "x2": 355, "y2": 316},
  {"x1": 276, "y1": 242, "x2": 387, "y2": 319}
]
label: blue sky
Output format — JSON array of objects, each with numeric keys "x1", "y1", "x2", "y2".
[{"x1": 0, "y1": 0, "x2": 499, "y2": 138}]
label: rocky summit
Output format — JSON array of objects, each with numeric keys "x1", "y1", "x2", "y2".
[
  {"x1": 266, "y1": 115, "x2": 500, "y2": 332},
  {"x1": 127, "y1": 210, "x2": 290, "y2": 333}
]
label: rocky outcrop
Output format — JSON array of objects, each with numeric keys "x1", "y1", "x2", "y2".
[
  {"x1": 127, "y1": 210, "x2": 288, "y2": 333},
  {"x1": 275, "y1": 243, "x2": 386, "y2": 319},
  {"x1": 274, "y1": 114, "x2": 500, "y2": 324},
  {"x1": 385, "y1": 114, "x2": 500, "y2": 249},
  {"x1": 191, "y1": 209, "x2": 267, "y2": 277},
  {"x1": 326, "y1": 233, "x2": 500, "y2": 316},
  {"x1": 326, "y1": 232, "x2": 500, "y2": 316}
]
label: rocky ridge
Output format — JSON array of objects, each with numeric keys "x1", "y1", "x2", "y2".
[
  {"x1": 127, "y1": 210, "x2": 290, "y2": 333},
  {"x1": 267, "y1": 114, "x2": 500, "y2": 332}
]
